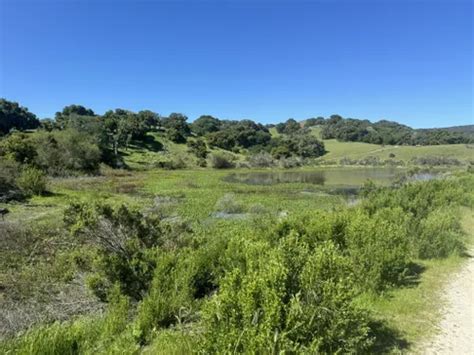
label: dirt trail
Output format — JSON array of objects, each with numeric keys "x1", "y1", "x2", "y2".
[{"x1": 421, "y1": 249, "x2": 474, "y2": 354}]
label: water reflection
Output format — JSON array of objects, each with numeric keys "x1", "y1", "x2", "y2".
[{"x1": 223, "y1": 168, "x2": 401, "y2": 186}]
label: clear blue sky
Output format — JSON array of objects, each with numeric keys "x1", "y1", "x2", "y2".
[{"x1": 0, "y1": 0, "x2": 472, "y2": 128}]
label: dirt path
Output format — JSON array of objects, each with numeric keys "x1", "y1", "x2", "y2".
[{"x1": 421, "y1": 249, "x2": 474, "y2": 354}]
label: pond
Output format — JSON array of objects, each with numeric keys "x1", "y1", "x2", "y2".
[{"x1": 223, "y1": 167, "x2": 404, "y2": 187}]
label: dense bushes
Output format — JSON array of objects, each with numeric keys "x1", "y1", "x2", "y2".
[
  {"x1": 1, "y1": 173, "x2": 472, "y2": 354},
  {"x1": 33, "y1": 130, "x2": 102, "y2": 175},
  {"x1": 0, "y1": 130, "x2": 101, "y2": 176},
  {"x1": 201, "y1": 238, "x2": 372, "y2": 353}
]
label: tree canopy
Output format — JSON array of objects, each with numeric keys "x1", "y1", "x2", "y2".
[{"x1": 0, "y1": 99, "x2": 40, "y2": 135}]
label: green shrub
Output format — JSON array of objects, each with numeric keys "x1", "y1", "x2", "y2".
[
  {"x1": 33, "y1": 129, "x2": 101, "y2": 176},
  {"x1": 417, "y1": 208, "x2": 464, "y2": 258},
  {"x1": 214, "y1": 193, "x2": 245, "y2": 214},
  {"x1": 134, "y1": 252, "x2": 195, "y2": 343},
  {"x1": 346, "y1": 208, "x2": 411, "y2": 292},
  {"x1": 187, "y1": 138, "x2": 208, "y2": 159},
  {"x1": 0, "y1": 158, "x2": 22, "y2": 200},
  {"x1": 247, "y1": 152, "x2": 274, "y2": 168},
  {"x1": 16, "y1": 166, "x2": 47, "y2": 196},
  {"x1": 209, "y1": 152, "x2": 235, "y2": 169},
  {"x1": 0, "y1": 132, "x2": 37, "y2": 164},
  {"x1": 64, "y1": 203, "x2": 163, "y2": 300},
  {"x1": 200, "y1": 234, "x2": 373, "y2": 354}
]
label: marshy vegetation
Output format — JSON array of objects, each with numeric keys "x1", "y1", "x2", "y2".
[{"x1": 1, "y1": 98, "x2": 474, "y2": 353}]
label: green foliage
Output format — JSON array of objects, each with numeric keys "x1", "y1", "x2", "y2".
[
  {"x1": 275, "y1": 118, "x2": 301, "y2": 134},
  {"x1": 0, "y1": 132, "x2": 37, "y2": 163},
  {"x1": 207, "y1": 119, "x2": 271, "y2": 150},
  {"x1": 321, "y1": 115, "x2": 473, "y2": 145},
  {"x1": 0, "y1": 98, "x2": 40, "y2": 135},
  {"x1": 186, "y1": 138, "x2": 208, "y2": 159},
  {"x1": 33, "y1": 129, "x2": 102, "y2": 175},
  {"x1": 64, "y1": 202, "x2": 164, "y2": 300},
  {"x1": 247, "y1": 152, "x2": 275, "y2": 167},
  {"x1": 201, "y1": 235, "x2": 373, "y2": 353},
  {"x1": 191, "y1": 115, "x2": 221, "y2": 136},
  {"x1": 16, "y1": 166, "x2": 48, "y2": 196},
  {"x1": 304, "y1": 117, "x2": 325, "y2": 128},
  {"x1": 162, "y1": 113, "x2": 191, "y2": 143},
  {"x1": 0, "y1": 285, "x2": 133, "y2": 355},
  {"x1": 417, "y1": 208, "x2": 464, "y2": 258},
  {"x1": 215, "y1": 193, "x2": 245, "y2": 214},
  {"x1": 270, "y1": 133, "x2": 326, "y2": 158},
  {"x1": 2, "y1": 163, "x2": 472, "y2": 354},
  {"x1": 0, "y1": 158, "x2": 22, "y2": 198},
  {"x1": 133, "y1": 252, "x2": 196, "y2": 343},
  {"x1": 210, "y1": 152, "x2": 235, "y2": 169},
  {"x1": 345, "y1": 208, "x2": 411, "y2": 291}
]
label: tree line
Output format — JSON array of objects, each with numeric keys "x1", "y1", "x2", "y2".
[{"x1": 317, "y1": 114, "x2": 473, "y2": 145}]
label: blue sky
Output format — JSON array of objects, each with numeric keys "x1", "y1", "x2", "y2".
[{"x1": 0, "y1": 0, "x2": 472, "y2": 128}]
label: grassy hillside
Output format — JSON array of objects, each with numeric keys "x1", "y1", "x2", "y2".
[
  {"x1": 307, "y1": 126, "x2": 473, "y2": 165},
  {"x1": 120, "y1": 132, "x2": 246, "y2": 170},
  {"x1": 120, "y1": 127, "x2": 473, "y2": 170},
  {"x1": 322, "y1": 139, "x2": 473, "y2": 163}
]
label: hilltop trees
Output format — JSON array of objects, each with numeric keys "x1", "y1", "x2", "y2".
[
  {"x1": 1, "y1": 97, "x2": 472, "y2": 177},
  {"x1": 207, "y1": 120, "x2": 271, "y2": 151},
  {"x1": 162, "y1": 113, "x2": 191, "y2": 143},
  {"x1": 269, "y1": 134, "x2": 326, "y2": 159},
  {"x1": 0, "y1": 99, "x2": 40, "y2": 135},
  {"x1": 191, "y1": 115, "x2": 221, "y2": 136},
  {"x1": 321, "y1": 115, "x2": 473, "y2": 145},
  {"x1": 275, "y1": 118, "x2": 301, "y2": 134}
]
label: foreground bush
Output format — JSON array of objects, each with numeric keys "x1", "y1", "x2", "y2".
[
  {"x1": 201, "y1": 238, "x2": 372, "y2": 353},
  {"x1": 64, "y1": 203, "x2": 165, "y2": 301},
  {"x1": 16, "y1": 166, "x2": 47, "y2": 196}
]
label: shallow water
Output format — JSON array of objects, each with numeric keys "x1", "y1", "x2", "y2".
[{"x1": 223, "y1": 167, "x2": 404, "y2": 187}]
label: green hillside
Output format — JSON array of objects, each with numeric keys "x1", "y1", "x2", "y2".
[
  {"x1": 122, "y1": 127, "x2": 473, "y2": 170},
  {"x1": 306, "y1": 127, "x2": 473, "y2": 166}
]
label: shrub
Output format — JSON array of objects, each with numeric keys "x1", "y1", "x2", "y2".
[
  {"x1": 215, "y1": 193, "x2": 244, "y2": 214},
  {"x1": 16, "y1": 166, "x2": 47, "y2": 196},
  {"x1": 411, "y1": 156, "x2": 462, "y2": 166},
  {"x1": 134, "y1": 252, "x2": 195, "y2": 343},
  {"x1": 154, "y1": 155, "x2": 188, "y2": 170},
  {"x1": 278, "y1": 156, "x2": 303, "y2": 169},
  {"x1": 200, "y1": 237, "x2": 372, "y2": 353},
  {"x1": 0, "y1": 158, "x2": 22, "y2": 200},
  {"x1": 187, "y1": 138, "x2": 208, "y2": 159},
  {"x1": 345, "y1": 208, "x2": 411, "y2": 291},
  {"x1": 210, "y1": 152, "x2": 235, "y2": 169},
  {"x1": 33, "y1": 129, "x2": 101, "y2": 176},
  {"x1": 0, "y1": 133, "x2": 37, "y2": 164},
  {"x1": 64, "y1": 203, "x2": 164, "y2": 300},
  {"x1": 247, "y1": 152, "x2": 274, "y2": 168},
  {"x1": 417, "y1": 208, "x2": 464, "y2": 258}
]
